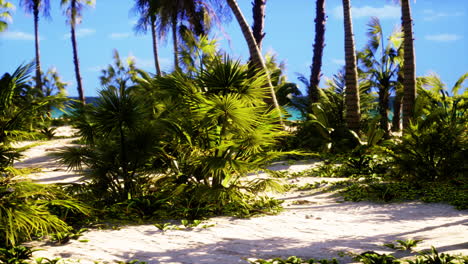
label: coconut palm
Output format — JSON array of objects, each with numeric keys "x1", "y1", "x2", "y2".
[
  {"x1": 309, "y1": 0, "x2": 326, "y2": 106},
  {"x1": 357, "y1": 17, "x2": 403, "y2": 137},
  {"x1": 400, "y1": 0, "x2": 416, "y2": 130},
  {"x1": 18, "y1": 0, "x2": 50, "y2": 93},
  {"x1": 0, "y1": 0, "x2": 14, "y2": 32},
  {"x1": 225, "y1": 0, "x2": 282, "y2": 122},
  {"x1": 156, "y1": 0, "x2": 220, "y2": 71},
  {"x1": 132, "y1": 0, "x2": 163, "y2": 76},
  {"x1": 342, "y1": 0, "x2": 360, "y2": 132},
  {"x1": 61, "y1": 0, "x2": 94, "y2": 104},
  {"x1": 251, "y1": 0, "x2": 266, "y2": 51}
]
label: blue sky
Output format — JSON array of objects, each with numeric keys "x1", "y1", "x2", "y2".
[{"x1": 1, "y1": 0, "x2": 467, "y2": 97}]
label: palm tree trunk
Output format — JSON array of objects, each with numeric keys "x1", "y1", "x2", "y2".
[
  {"x1": 401, "y1": 0, "x2": 416, "y2": 130},
  {"x1": 309, "y1": 0, "x2": 326, "y2": 106},
  {"x1": 392, "y1": 74, "x2": 403, "y2": 132},
  {"x1": 226, "y1": 0, "x2": 282, "y2": 124},
  {"x1": 71, "y1": 0, "x2": 85, "y2": 104},
  {"x1": 150, "y1": 15, "x2": 162, "y2": 76},
  {"x1": 171, "y1": 13, "x2": 180, "y2": 71},
  {"x1": 378, "y1": 88, "x2": 390, "y2": 138},
  {"x1": 392, "y1": 90, "x2": 402, "y2": 132},
  {"x1": 33, "y1": 5, "x2": 42, "y2": 93},
  {"x1": 251, "y1": 0, "x2": 266, "y2": 51},
  {"x1": 342, "y1": 0, "x2": 360, "y2": 132}
]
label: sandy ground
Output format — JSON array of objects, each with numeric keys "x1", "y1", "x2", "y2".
[{"x1": 13, "y1": 126, "x2": 468, "y2": 263}]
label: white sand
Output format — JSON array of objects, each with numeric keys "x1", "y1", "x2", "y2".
[{"x1": 13, "y1": 126, "x2": 468, "y2": 263}]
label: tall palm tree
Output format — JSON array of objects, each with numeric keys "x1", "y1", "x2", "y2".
[
  {"x1": 309, "y1": 0, "x2": 326, "y2": 106},
  {"x1": 132, "y1": 0, "x2": 162, "y2": 76},
  {"x1": 342, "y1": 0, "x2": 360, "y2": 132},
  {"x1": 19, "y1": 0, "x2": 50, "y2": 94},
  {"x1": 156, "y1": 0, "x2": 215, "y2": 71},
  {"x1": 251, "y1": 0, "x2": 266, "y2": 51},
  {"x1": 357, "y1": 17, "x2": 403, "y2": 137},
  {"x1": 225, "y1": 0, "x2": 282, "y2": 122},
  {"x1": 401, "y1": 0, "x2": 416, "y2": 130},
  {"x1": 61, "y1": 0, "x2": 93, "y2": 104},
  {"x1": 0, "y1": 0, "x2": 14, "y2": 32}
]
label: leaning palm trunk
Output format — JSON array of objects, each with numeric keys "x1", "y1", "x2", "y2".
[
  {"x1": 401, "y1": 0, "x2": 416, "y2": 130},
  {"x1": 251, "y1": 0, "x2": 266, "y2": 51},
  {"x1": 309, "y1": 0, "x2": 326, "y2": 106},
  {"x1": 150, "y1": 15, "x2": 162, "y2": 76},
  {"x1": 342, "y1": 0, "x2": 360, "y2": 132},
  {"x1": 70, "y1": 0, "x2": 85, "y2": 104},
  {"x1": 33, "y1": 6, "x2": 42, "y2": 92},
  {"x1": 226, "y1": 0, "x2": 282, "y2": 123}
]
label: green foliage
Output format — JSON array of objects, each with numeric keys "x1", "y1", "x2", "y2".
[
  {"x1": 0, "y1": 246, "x2": 34, "y2": 264},
  {"x1": 385, "y1": 73, "x2": 467, "y2": 183},
  {"x1": 34, "y1": 257, "x2": 63, "y2": 264},
  {"x1": 338, "y1": 180, "x2": 467, "y2": 209},
  {"x1": 40, "y1": 127, "x2": 56, "y2": 140},
  {"x1": 0, "y1": 0, "x2": 14, "y2": 32},
  {"x1": 59, "y1": 55, "x2": 288, "y2": 219},
  {"x1": 0, "y1": 63, "x2": 67, "y2": 169},
  {"x1": 353, "y1": 251, "x2": 399, "y2": 264},
  {"x1": 408, "y1": 247, "x2": 464, "y2": 264},
  {"x1": 49, "y1": 228, "x2": 87, "y2": 245},
  {"x1": 384, "y1": 239, "x2": 422, "y2": 251},
  {"x1": 0, "y1": 176, "x2": 91, "y2": 247},
  {"x1": 248, "y1": 256, "x2": 339, "y2": 264}
]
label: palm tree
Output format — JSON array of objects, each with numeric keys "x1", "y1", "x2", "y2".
[
  {"x1": 156, "y1": 0, "x2": 216, "y2": 71},
  {"x1": 309, "y1": 0, "x2": 326, "y2": 106},
  {"x1": 251, "y1": 0, "x2": 266, "y2": 51},
  {"x1": 19, "y1": 0, "x2": 50, "y2": 94},
  {"x1": 0, "y1": 0, "x2": 14, "y2": 32},
  {"x1": 401, "y1": 0, "x2": 416, "y2": 130},
  {"x1": 225, "y1": 0, "x2": 282, "y2": 122},
  {"x1": 61, "y1": 0, "x2": 93, "y2": 104},
  {"x1": 132, "y1": 0, "x2": 162, "y2": 76},
  {"x1": 357, "y1": 17, "x2": 403, "y2": 137},
  {"x1": 342, "y1": 0, "x2": 360, "y2": 132}
]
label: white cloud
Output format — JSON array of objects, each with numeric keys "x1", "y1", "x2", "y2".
[
  {"x1": 63, "y1": 28, "x2": 95, "y2": 39},
  {"x1": 0, "y1": 31, "x2": 36, "y2": 40},
  {"x1": 332, "y1": 5, "x2": 400, "y2": 20},
  {"x1": 87, "y1": 65, "x2": 105, "y2": 72},
  {"x1": 108, "y1": 32, "x2": 131, "y2": 39},
  {"x1": 424, "y1": 34, "x2": 462, "y2": 42},
  {"x1": 423, "y1": 9, "x2": 464, "y2": 21},
  {"x1": 131, "y1": 56, "x2": 153, "y2": 69},
  {"x1": 332, "y1": 59, "x2": 345, "y2": 65}
]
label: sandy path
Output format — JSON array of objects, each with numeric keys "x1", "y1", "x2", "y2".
[
  {"x1": 13, "y1": 126, "x2": 84, "y2": 184},
  {"x1": 13, "y1": 127, "x2": 468, "y2": 263}
]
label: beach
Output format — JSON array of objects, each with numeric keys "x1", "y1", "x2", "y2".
[{"x1": 13, "y1": 126, "x2": 468, "y2": 264}]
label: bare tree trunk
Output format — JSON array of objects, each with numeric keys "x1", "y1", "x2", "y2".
[
  {"x1": 342, "y1": 0, "x2": 360, "y2": 132},
  {"x1": 392, "y1": 74, "x2": 404, "y2": 132},
  {"x1": 33, "y1": 6, "x2": 42, "y2": 93},
  {"x1": 226, "y1": 0, "x2": 282, "y2": 124},
  {"x1": 378, "y1": 87, "x2": 390, "y2": 138},
  {"x1": 401, "y1": 0, "x2": 416, "y2": 131},
  {"x1": 309, "y1": 0, "x2": 326, "y2": 106},
  {"x1": 251, "y1": 0, "x2": 266, "y2": 51},
  {"x1": 150, "y1": 15, "x2": 162, "y2": 76},
  {"x1": 71, "y1": 0, "x2": 85, "y2": 104},
  {"x1": 171, "y1": 13, "x2": 179, "y2": 71}
]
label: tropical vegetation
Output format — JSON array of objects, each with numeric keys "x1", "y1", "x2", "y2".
[{"x1": 0, "y1": 0, "x2": 466, "y2": 262}]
